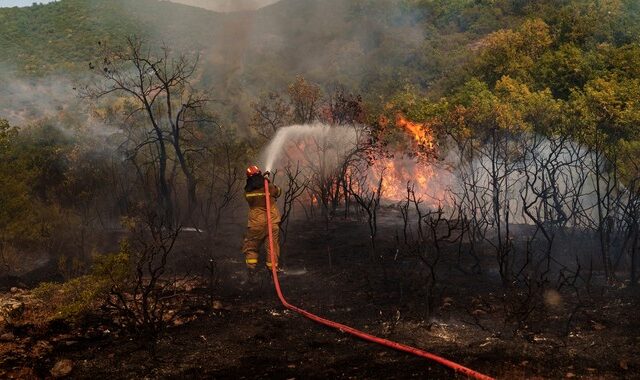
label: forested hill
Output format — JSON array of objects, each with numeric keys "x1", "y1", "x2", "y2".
[
  {"x1": 1, "y1": 0, "x2": 640, "y2": 118},
  {"x1": 0, "y1": 0, "x2": 220, "y2": 75}
]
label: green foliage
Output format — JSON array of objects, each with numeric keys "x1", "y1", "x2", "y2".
[
  {"x1": 617, "y1": 139, "x2": 640, "y2": 188},
  {"x1": 0, "y1": 118, "x2": 119, "y2": 274},
  {"x1": 387, "y1": 0, "x2": 640, "y2": 177},
  {"x1": 0, "y1": 1, "x2": 139, "y2": 75},
  {"x1": 33, "y1": 275, "x2": 106, "y2": 320},
  {"x1": 474, "y1": 18, "x2": 552, "y2": 85},
  {"x1": 2, "y1": 0, "x2": 640, "y2": 279},
  {"x1": 569, "y1": 75, "x2": 640, "y2": 160},
  {"x1": 0, "y1": 120, "x2": 41, "y2": 244},
  {"x1": 92, "y1": 242, "x2": 132, "y2": 285},
  {"x1": 33, "y1": 245, "x2": 132, "y2": 321}
]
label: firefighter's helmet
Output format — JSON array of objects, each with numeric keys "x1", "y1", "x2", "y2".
[{"x1": 246, "y1": 165, "x2": 261, "y2": 178}]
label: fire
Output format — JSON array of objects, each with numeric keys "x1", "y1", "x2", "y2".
[
  {"x1": 395, "y1": 114, "x2": 435, "y2": 151},
  {"x1": 268, "y1": 119, "x2": 449, "y2": 207},
  {"x1": 366, "y1": 114, "x2": 447, "y2": 205},
  {"x1": 369, "y1": 157, "x2": 446, "y2": 204}
]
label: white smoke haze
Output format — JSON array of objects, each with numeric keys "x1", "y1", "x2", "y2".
[
  {"x1": 446, "y1": 134, "x2": 614, "y2": 227},
  {"x1": 3, "y1": 1, "x2": 608, "y2": 226},
  {"x1": 166, "y1": 0, "x2": 282, "y2": 12},
  {"x1": 0, "y1": 73, "x2": 121, "y2": 142},
  {"x1": 260, "y1": 124, "x2": 618, "y2": 228},
  {"x1": 0, "y1": 75, "x2": 77, "y2": 126},
  {"x1": 0, "y1": 1, "x2": 429, "y2": 132}
]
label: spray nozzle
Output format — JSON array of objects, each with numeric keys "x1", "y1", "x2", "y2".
[{"x1": 263, "y1": 170, "x2": 271, "y2": 178}]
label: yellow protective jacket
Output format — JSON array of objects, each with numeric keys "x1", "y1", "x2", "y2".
[{"x1": 245, "y1": 181, "x2": 282, "y2": 226}]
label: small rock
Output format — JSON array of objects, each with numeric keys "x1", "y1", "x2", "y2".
[
  {"x1": 471, "y1": 309, "x2": 487, "y2": 316},
  {"x1": 31, "y1": 340, "x2": 54, "y2": 358},
  {"x1": 52, "y1": 334, "x2": 74, "y2": 342},
  {"x1": 8, "y1": 367, "x2": 36, "y2": 378},
  {"x1": 212, "y1": 300, "x2": 223, "y2": 310},
  {"x1": 50, "y1": 359, "x2": 73, "y2": 378},
  {"x1": 0, "y1": 332, "x2": 15, "y2": 341},
  {"x1": 10, "y1": 287, "x2": 19, "y2": 293},
  {"x1": 565, "y1": 372, "x2": 575, "y2": 378},
  {"x1": 1, "y1": 300, "x2": 24, "y2": 319}
]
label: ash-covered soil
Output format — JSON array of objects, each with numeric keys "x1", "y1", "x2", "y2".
[{"x1": 1, "y1": 214, "x2": 639, "y2": 379}]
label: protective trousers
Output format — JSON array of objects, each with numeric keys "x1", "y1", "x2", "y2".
[{"x1": 242, "y1": 208, "x2": 280, "y2": 270}]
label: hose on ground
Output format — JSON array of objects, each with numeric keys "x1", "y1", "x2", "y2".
[{"x1": 264, "y1": 178, "x2": 494, "y2": 380}]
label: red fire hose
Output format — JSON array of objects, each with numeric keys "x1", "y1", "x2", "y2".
[{"x1": 263, "y1": 178, "x2": 494, "y2": 380}]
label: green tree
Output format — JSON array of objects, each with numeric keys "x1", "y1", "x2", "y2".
[{"x1": 475, "y1": 18, "x2": 553, "y2": 86}]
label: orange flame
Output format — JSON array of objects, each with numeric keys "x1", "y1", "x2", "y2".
[
  {"x1": 365, "y1": 114, "x2": 447, "y2": 204},
  {"x1": 274, "y1": 117, "x2": 448, "y2": 206},
  {"x1": 369, "y1": 157, "x2": 444, "y2": 203},
  {"x1": 395, "y1": 114, "x2": 435, "y2": 150}
]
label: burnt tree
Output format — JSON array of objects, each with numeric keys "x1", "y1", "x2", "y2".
[{"x1": 82, "y1": 36, "x2": 211, "y2": 224}]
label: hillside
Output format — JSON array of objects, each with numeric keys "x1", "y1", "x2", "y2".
[
  {"x1": 0, "y1": 0, "x2": 503, "y2": 91},
  {"x1": 2, "y1": 0, "x2": 640, "y2": 88},
  {"x1": 2, "y1": 0, "x2": 640, "y2": 128},
  {"x1": 0, "y1": 0, "x2": 219, "y2": 75}
]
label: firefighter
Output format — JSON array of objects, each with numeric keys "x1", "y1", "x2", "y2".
[{"x1": 242, "y1": 165, "x2": 282, "y2": 280}]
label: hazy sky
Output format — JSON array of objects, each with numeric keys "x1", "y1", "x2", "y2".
[{"x1": 0, "y1": 0, "x2": 57, "y2": 7}]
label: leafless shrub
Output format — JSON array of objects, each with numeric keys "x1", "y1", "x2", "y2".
[
  {"x1": 348, "y1": 164, "x2": 384, "y2": 258},
  {"x1": 396, "y1": 182, "x2": 464, "y2": 316},
  {"x1": 103, "y1": 213, "x2": 192, "y2": 342},
  {"x1": 279, "y1": 162, "x2": 309, "y2": 251}
]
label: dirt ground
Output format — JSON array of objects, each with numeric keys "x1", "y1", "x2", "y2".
[{"x1": 1, "y1": 213, "x2": 639, "y2": 379}]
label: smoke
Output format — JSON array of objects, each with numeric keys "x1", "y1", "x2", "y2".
[
  {"x1": 167, "y1": 0, "x2": 282, "y2": 12},
  {"x1": 2, "y1": 0, "x2": 429, "y2": 131},
  {"x1": 151, "y1": 0, "x2": 426, "y2": 126},
  {"x1": 0, "y1": 71, "x2": 120, "y2": 141},
  {"x1": 0, "y1": 74, "x2": 75, "y2": 126},
  {"x1": 442, "y1": 134, "x2": 611, "y2": 226}
]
